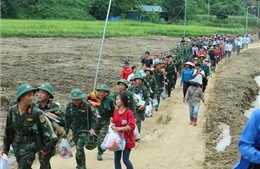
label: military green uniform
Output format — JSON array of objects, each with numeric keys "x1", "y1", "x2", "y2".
[
  {"x1": 153, "y1": 61, "x2": 165, "y2": 110},
  {"x1": 128, "y1": 75, "x2": 149, "y2": 133},
  {"x1": 65, "y1": 89, "x2": 98, "y2": 169},
  {"x1": 166, "y1": 60, "x2": 176, "y2": 97},
  {"x1": 143, "y1": 69, "x2": 157, "y2": 99},
  {"x1": 3, "y1": 84, "x2": 52, "y2": 169},
  {"x1": 95, "y1": 84, "x2": 115, "y2": 160},
  {"x1": 35, "y1": 83, "x2": 66, "y2": 169}
]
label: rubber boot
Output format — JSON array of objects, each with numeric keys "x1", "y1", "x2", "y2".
[
  {"x1": 97, "y1": 152, "x2": 103, "y2": 161},
  {"x1": 193, "y1": 118, "x2": 197, "y2": 126},
  {"x1": 190, "y1": 117, "x2": 193, "y2": 125}
]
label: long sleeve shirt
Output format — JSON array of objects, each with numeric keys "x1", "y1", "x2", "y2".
[
  {"x1": 180, "y1": 68, "x2": 194, "y2": 84},
  {"x1": 233, "y1": 109, "x2": 260, "y2": 169},
  {"x1": 192, "y1": 47, "x2": 198, "y2": 55},
  {"x1": 225, "y1": 44, "x2": 233, "y2": 52},
  {"x1": 184, "y1": 86, "x2": 205, "y2": 106}
]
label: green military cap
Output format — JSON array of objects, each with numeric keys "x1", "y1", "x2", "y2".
[
  {"x1": 84, "y1": 134, "x2": 97, "y2": 150},
  {"x1": 96, "y1": 84, "x2": 110, "y2": 92},
  {"x1": 37, "y1": 83, "x2": 54, "y2": 99},
  {"x1": 130, "y1": 76, "x2": 135, "y2": 81},
  {"x1": 134, "y1": 73, "x2": 144, "y2": 81},
  {"x1": 17, "y1": 83, "x2": 37, "y2": 102},
  {"x1": 69, "y1": 88, "x2": 86, "y2": 100},
  {"x1": 144, "y1": 68, "x2": 153, "y2": 74},
  {"x1": 117, "y1": 79, "x2": 128, "y2": 88},
  {"x1": 154, "y1": 60, "x2": 162, "y2": 67}
]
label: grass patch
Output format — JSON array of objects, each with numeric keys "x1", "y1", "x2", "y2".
[{"x1": 1, "y1": 19, "x2": 251, "y2": 38}]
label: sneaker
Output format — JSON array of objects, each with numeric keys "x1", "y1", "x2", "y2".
[{"x1": 97, "y1": 153, "x2": 103, "y2": 161}]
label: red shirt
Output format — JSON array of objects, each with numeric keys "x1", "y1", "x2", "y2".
[
  {"x1": 113, "y1": 108, "x2": 135, "y2": 149},
  {"x1": 122, "y1": 68, "x2": 132, "y2": 80},
  {"x1": 214, "y1": 49, "x2": 221, "y2": 57}
]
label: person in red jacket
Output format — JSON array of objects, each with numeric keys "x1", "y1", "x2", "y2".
[
  {"x1": 214, "y1": 46, "x2": 221, "y2": 64},
  {"x1": 112, "y1": 93, "x2": 135, "y2": 169},
  {"x1": 121, "y1": 61, "x2": 133, "y2": 80}
]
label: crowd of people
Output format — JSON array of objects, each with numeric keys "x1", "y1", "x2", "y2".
[{"x1": 0, "y1": 33, "x2": 253, "y2": 169}]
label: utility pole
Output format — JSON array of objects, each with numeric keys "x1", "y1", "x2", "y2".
[
  {"x1": 184, "y1": 0, "x2": 187, "y2": 37},
  {"x1": 207, "y1": 0, "x2": 210, "y2": 22},
  {"x1": 246, "y1": 7, "x2": 249, "y2": 35}
]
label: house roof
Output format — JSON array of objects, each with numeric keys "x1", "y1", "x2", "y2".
[{"x1": 141, "y1": 5, "x2": 164, "y2": 12}]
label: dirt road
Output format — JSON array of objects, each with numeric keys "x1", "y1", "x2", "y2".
[{"x1": 1, "y1": 37, "x2": 259, "y2": 169}]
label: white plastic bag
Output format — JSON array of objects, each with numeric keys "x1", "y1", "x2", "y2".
[
  {"x1": 134, "y1": 124, "x2": 140, "y2": 140},
  {"x1": 145, "y1": 101, "x2": 153, "y2": 117},
  {"x1": 101, "y1": 124, "x2": 126, "y2": 151},
  {"x1": 0, "y1": 153, "x2": 10, "y2": 169},
  {"x1": 58, "y1": 138, "x2": 73, "y2": 159},
  {"x1": 160, "y1": 87, "x2": 167, "y2": 100},
  {"x1": 152, "y1": 98, "x2": 158, "y2": 107}
]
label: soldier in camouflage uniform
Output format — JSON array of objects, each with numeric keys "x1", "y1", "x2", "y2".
[
  {"x1": 172, "y1": 55, "x2": 179, "y2": 89},
  {"x1": 65, "y1": 88, "x2": 98, "y2": 169},
  {"x1": 143, "y1": 68, "x2": 157, "y2": 99},
  {"x1": 35, "y1": 83, "x2": 66, "y2": 169},
  {"x1": 165, "y1": 55, "x2": 177, "y2": 97},
  {"x1": 114, "y1": 79, "x2": 137, "y2": 118},
  {"x1": 128, "y1": 74, "x2": 149, "y2": 133},
  {"x1": 153, "y1": 60, "x2": 165, "y2": 111},
  {"x1": 1, "y1": 83, "x2": 52, "y2": 169},
  {"x1": 95, "y1": 84, "x2": 115, "y2": 161}
]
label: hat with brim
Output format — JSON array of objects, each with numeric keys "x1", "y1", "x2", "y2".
[
  {"x1": 194, "y1": 57, "x2": 198, "y2": 60},
  {"x1": 17, "y1": 84, "x2": 37, "y2": 102},
  {"x1": 96, "y1": 84, "x2": 110, "y2": 92},
  {"x1": 199, "y1": 54, "x2": 206, "y2": 57},
  {"x1": 117, "y1": 79, "x2": 128, "y2": 88},
  {"x1": 134, "y1": 74, "x2": 144, "y2": 81},
  {"x1": 189, "y1": 74, "x2": 202, "y2": 85},
  {"x1": 184, "y1": 62, "x2": 195, "y2": 67},
  {"x1": 37, "y1": 83, "x2": 54, "y2": 99},
  {"x1": 154, "y1": 60, "x2": 162, "y2": 67},
  {"x1": 145, "y1": 68, "x2": 153, "y2": 74},
  {"x1": 69, "y1": 88, "x2": 86, "y2": 100}
]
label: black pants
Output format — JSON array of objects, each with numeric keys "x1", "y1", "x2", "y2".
[
  {"x1": 202, "y1": 77, "x2": 208, "y2": 93},
  {"x1": 167, "y1": 76, "x2": 175, "y2": 97},
  {"x1": 226, "y1": 51, "x2": 232, "y2": 57},
  {"x1": 173, "y1": 73, "x2": 177, "y2": 88},
  {"x1": 183, "y1": 81, "x2": 191, "y2": 98},
  {"x1": 248, "y1": 163, "x2": 260, "y2": 169}
]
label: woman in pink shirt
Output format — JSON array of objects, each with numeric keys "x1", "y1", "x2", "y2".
[
  {"x1": 192, "y1": 44, "x2": 199, "y2": 58},
  {"x1": 112, "y1": 93, "x2": 135, "y2": 169}
]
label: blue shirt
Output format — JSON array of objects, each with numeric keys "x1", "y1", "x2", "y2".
[
  {"x1": 180, "y1": 68, "x2": 194, "y2": 84},
  {"x1": 233, "y1": 109, "x2": 260, "y2": 169}
]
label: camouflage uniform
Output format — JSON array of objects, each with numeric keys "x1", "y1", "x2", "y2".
[
  {"x1": 166, "y1": 60, "x2": 176, "y2": 97},
  {"x1": 143, "y1": 69, "x2": 157, "y2": 99},
  {"x1": 35, "y1": 100, "x2": 66, "y2": 169},
  {"x1": 65, "y1": 89, "x2": 98, "y2": 169},
  {"x1": 96, "y1": 93, "x2": 115, "y2": 157},
  {"x1": 128, "y1": 78, "x2": 149, "y2": 133},
  {"x1": 153, "y1": 63, "x2": 165, "y2": 109},
  {"x1": 3, "y1": 84, "x2": 52, "y2": 169}
]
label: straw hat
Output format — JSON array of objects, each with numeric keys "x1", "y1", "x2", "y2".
[{"x1": 184, "y1": 62, "x2": 195, "y2": 67}]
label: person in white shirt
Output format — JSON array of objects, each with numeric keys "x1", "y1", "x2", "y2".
[
  {"x1": 236, "y1": 39, "x2": 242, "y2": 55},
  {"x1": 138, "y1": 63, "x2": 147, "y2": 77},
  {"x1": 225, "y1": 41, "x2": 233, "y2": 58},
  {"x1": 245, "y1": 35, "x2": 250, "y2": 49},
  {"x1": 127, "y1": 66, "x2": 137, "y2": 87},
  {"x1": 192, "y1": 63, "x2": 205, "y2": 88}
]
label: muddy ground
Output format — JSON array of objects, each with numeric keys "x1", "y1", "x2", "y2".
[
  {"x1": 204, "y1": 45, "x2": 260, "y2": 169},
  {"x1": 0, "y1": 37, "x2": 259, "y2": 169}
]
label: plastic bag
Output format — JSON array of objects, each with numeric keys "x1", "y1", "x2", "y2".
[
  {"x1": 160, "y1": 87, "x2": 167, "y2": 100},
  {"x1": 152, "y1": 98, "x2": 158, "y2": 107},
  {"x1": 0, "y1": 153, "x2": 10, "y2": 169},
  {"x1": 145, "y1": 101, "x2": 153, "y2": 117},
  {"x1": 101, "y1": 124, "x2": 126, "y2": 151},
  {"x1": 58, "y1": 138, "x2": 73, "y2": 159},
  {"x1": 134, "y1": 124, "x2": 140, "y2": 140}
]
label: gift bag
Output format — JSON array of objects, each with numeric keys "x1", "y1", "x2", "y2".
[
  {"x1": 134, "y1": 124, "x2": 140, "y2": 140},
  {"x1": 58, "y1": 138, "x2": 73, "y2": 159},
  {"x1": 101, "y1": 124, "x2": 126, "y2": 151},
  {"x1": 0, "y1": 153, "x2": 10, "y2": 169}
]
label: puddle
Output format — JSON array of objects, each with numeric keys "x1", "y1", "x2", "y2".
[
  {"x1": 244, "y1": 76, "x2": 260, "y2": 118},
  {"x1": 215, "y1": 123, "x2": 231, "y2": 151}
]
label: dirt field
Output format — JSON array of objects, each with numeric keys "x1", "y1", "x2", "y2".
[{"x1": 0, "y1": 37, "x2": 259, "y2": 169}]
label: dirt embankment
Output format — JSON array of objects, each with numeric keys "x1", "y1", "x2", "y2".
[{"x1": 204, "y1": 45, "x2": 260, "y2": 169}]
